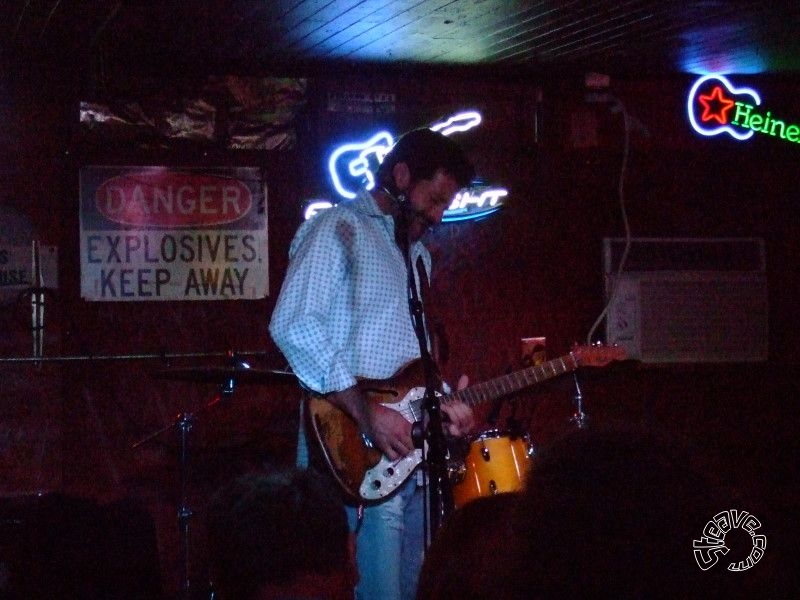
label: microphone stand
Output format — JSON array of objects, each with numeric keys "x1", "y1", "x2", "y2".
[
  {"x1": 28, "y1": 239, "x2": 50, "y2": 367},
  {"x1": 392, "y1": 197, "x2": 452, "y2": 542},
  {"x1": 400, "y1": 237, "x2": 452, "y2": 537},
  {"x1": 409, "y1": 291, "x2": 452, "y2": 534}
]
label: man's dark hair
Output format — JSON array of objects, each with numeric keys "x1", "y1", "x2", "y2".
[
  {"x1": 377, "y1": 128, "x2": 474, "y2": 191},
  {"x1": 206, "y1": 468, "x2": 349, "y2": 600}
]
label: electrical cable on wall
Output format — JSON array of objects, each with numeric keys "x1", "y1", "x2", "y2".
[{"x1": 585, "y1": 96, "x2": 633, "y2": 346}]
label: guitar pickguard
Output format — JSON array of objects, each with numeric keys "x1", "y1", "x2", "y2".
[{"x1": 359, "y1": 386, "x2": 426, "y2": 500}]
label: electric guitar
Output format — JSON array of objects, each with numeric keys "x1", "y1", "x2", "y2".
[{"x1": 305, "y1": 344, "x2": 626, "y2": 503}]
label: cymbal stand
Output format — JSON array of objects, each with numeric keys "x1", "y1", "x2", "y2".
[
  {"x1": 569, "y1": 372, "x2": 590, "y2": 429},
  {"x1": 174, "y1": 411, "x2": 194, "y2": 598},
  {"x1": 133, "y1": 374, "x2": 236, "y2": 600}
]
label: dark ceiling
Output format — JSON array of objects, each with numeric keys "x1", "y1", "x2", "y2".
[{"x1": 3, "y1": 1, "x2": 800, "y2": 81}]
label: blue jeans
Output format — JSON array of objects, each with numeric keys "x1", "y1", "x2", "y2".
[
  {"x1": 349, "y1": 477, "x2": 426, "y2": 600},
  {"x1": 297, "y1": 405, "x2": 426, "y2": 600}
]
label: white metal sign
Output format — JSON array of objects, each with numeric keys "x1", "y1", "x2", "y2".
[{"x1": 80, "y1": 166, "x2": 268, "y2": 301}]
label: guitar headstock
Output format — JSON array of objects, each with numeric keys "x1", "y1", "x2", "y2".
[{"x1": 571, "y1": 343, "x2": 627, "y2": 367}]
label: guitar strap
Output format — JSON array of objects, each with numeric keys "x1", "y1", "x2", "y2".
[
  {"x1": 394, "y1": 203, "x2": 432, "y2": 370},
  {"x1": 408, "y1": 255, "x2": 440, "y2": 389}
]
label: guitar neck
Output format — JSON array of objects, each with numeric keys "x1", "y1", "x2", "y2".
[{"x1": 446, "y1": 353, "x2": 580, "y2": 408}]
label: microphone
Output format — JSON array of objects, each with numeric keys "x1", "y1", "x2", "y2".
[
  {"x1": 379, "y1": 185, "x2": 406, "y2": 204},
  {"x1": 30, "y1": 239, "x2": 45, "y2": 364}
]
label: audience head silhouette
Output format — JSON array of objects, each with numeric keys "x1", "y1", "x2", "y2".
[{"x1": 206, "y1": 468, "x2": 354, "y2": 600}]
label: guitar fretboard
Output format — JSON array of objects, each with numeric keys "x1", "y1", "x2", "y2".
[{"x1": 446, "y1": 353, "x2": 579, "y2": 408}]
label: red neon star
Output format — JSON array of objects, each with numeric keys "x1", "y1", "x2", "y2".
[{"x1": 698, "y1": 86, "x2": 735, "y2": 125}]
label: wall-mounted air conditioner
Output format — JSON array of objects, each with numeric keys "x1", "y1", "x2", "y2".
[{"x1": 604, "y1": 238, "x2": 768, "y2": 363}]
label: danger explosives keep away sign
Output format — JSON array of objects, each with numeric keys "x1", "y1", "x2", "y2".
[{"x1": 80, "y1": 166, "x2": 268, "y2": 301}]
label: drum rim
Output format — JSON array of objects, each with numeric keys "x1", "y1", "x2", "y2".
[{"x1": 469, "y1": 428, "x2": 529, "y2": 443}]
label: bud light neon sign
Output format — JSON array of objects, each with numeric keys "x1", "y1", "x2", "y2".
[
  {"x1": 327, "y1": 131, "x2": 394, "y2": 200},
  {"x1": 319, "y1": 110, "x2": 507, "y2": 223},
  {"x1": 444, "y1": 185, "x2": 507, "y2": 222}
]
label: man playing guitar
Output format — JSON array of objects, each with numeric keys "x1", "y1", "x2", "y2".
[{"x1": 270, "y1": 128, "x2": 476, "y2": 600}]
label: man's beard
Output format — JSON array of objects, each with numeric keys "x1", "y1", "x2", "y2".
[{"x1": 397, "y1": 203, "x2": 434, "y2": 245}]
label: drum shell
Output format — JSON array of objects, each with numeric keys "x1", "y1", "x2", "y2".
[{"x1": 452, "y1": 430, "x2": 532, "y2": 508}]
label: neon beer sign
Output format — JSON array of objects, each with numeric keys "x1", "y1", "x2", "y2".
[
  {"x1": 304, "y1": 200, "x2": 334, "y2": 221},
  {"x1": 443, "y1": 185, "x2": 507, "y2": 222},
  {"x1": 303, "y1": 185, "x2": 507, "y2": 223},
  {"x1": 321, "y1": 111, "x2": 506, "y2": 222},
  {"x1": 430, "y1": 110, "x2": 482, "y2": 135},
  {"x1": 688, "y1": 75, "x2": 800, "y2": 144},
  {"x1": 327, "y1": 131, "x2": 394, "y2": 200}
]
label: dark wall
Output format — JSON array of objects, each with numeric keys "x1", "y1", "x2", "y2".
[{"x1": 1, "y1": 67, "x2": 796, "y2": 595}]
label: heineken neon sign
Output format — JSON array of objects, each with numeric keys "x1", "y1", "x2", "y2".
[{"x1": 688, "y1": 74, "x2": 800, "y2": 144}]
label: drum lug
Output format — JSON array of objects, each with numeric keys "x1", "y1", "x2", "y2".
[
  {"x1": 481, "y1": 445, "x2": 490, "y2": 461},
  {"x1": 522, "y1": 434, "x2": 536, "y2": 459},
  {"x1": 448, "y1": 460, "x2": 466, "y2": 485}
]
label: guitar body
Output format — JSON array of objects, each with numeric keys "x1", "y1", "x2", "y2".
[{"x1": 305, "y1": 360, "x2": 430, "y2": 503}]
